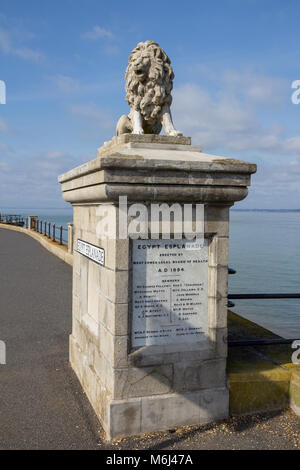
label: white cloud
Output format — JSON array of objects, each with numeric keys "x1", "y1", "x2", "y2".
[
  {"x1": 0, "y1": 117, "x2": 9, "y2": 133},
  {"x1": 14, "y1": 46, "x2": 43, "y2": 62},
  {"x1": 81, "y1": 25, "x2": 114, "y2": 40},
  {"x1": 70, "y1": 104, "x2": 114, "y2": 129},
  {"x1": 221, "y1": 70, "x2": 286, "y2": 106},
  {"x1": 0, "y1": 141, "x2": 13, "y2": 153},
  {"x1": 250, "y1": 158, "x2": 300, "y2": 206},
  {"x1": 45, "y1": 151, "x2": 70, "y2": 159},
  {"x1": 190, "y1": 65, "x2": 287, "y2": 106},
  {"x1": 50, "y1": 75, "x2": 81, "y2": 93},
  {"x1": 36, "y1": 150, "x2": 71, "y2": 171},
  {"x1": 0, "y1": 147, "x2": 85, "y2": 208},
  {"x1": 172, "y1": 70, "x2": 300, "y2": 208},
  {"x1": 0, "y1": 27, "x2": 43, "y2": 62},
  {"x1": 67, "y1": 103, "x2": 115, "y2": 143},
  {"x1": 0, "y1": 28, "x2": 10, "y2": 52},
  {"x1": 46, "y1": 74, "x2": 120, "y2": 98},
  {"x1": 173, "y1": 83, "x2": 300, "y2": 156},
  {"x1": 0, "y1": 161, "x2": 10, "y2": 172},
  {"x1": 102, "y1": 44, "x2": 120, "y2": 56},
  {"x1": 38, "y1": 160, "x2": 62, "y2": 171}
]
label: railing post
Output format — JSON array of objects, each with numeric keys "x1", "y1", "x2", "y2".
[
  {"x1": 52, "y1": 223, "x2": 56, "y2": 242},
  {"x1": 28, "y1": 215, "x2": 38, "y2": 230},
  {"x1": 48, "y1": 222, "x2": 51, "y2": 238},
  {"x1": 59, "y1": 225, "x2": 63, "y2": 245}
]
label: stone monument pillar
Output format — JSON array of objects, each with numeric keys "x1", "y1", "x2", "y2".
[{"x1": 59, "y1": 134, "x2": 256, "y2": 439}]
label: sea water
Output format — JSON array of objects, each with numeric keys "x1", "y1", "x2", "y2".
[
  {"x1": 229, "y1": 210, "x2": 300, "y2": 338},
  {"x1": 2, "y1": 208, "x2": 300, "y2": 338}
]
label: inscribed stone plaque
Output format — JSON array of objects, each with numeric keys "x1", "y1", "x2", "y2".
[{"x1": 131, "y1": 239, "x2": 209, "y2": 347}]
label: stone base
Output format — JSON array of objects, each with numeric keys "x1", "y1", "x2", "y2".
[
  {"x1": 98, "y1": 133, "x2": 192, "y2": 156},
  {"x1": 108, "y1": 388, "x2": 229, "y2": 439},
  {"x1": 70, "y1": 334, "x2": 229, "y2": 439}
]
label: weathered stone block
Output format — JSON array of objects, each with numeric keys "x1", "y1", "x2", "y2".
[
  {"x1": 208, "y1": 327, "x2": 228, "y2": 358},
  {"x1": 105, "y1": 238, "x2": 130, "y2": 271},
  {"x1": 82, "y1": 313, "x2": 98, "y2": 339},
  {"x1": 200, "y1": 387, "x2": 229, "y2": 423},
  {"x1": 80, "y1": 256, "x2": 88, "y2": 313},
  {"x1": 109, "y1": 398, "x2": 141, "y2": 439},
  {"x1": 80, "y1": 227, "x2": 99, "y2": 246},
  {"x1": 173, "y1": 359, "x2": 226, "y2": 392},
  {"x1": 99, "y1": 325, "x2": 128, "y2": 368},
  {"x1": 216, "y1": 236, "x2": 229, "y2": 266},
  {"x1": 99, "y1": 268, "x2": 129, "y2": 304},
  {"x1": 73, "y1": 251, "x2": 81, "y2": 276},
  {"x1": 72, "y1": 292, "x2": 81, "y2": 321},
  {"x1": 114, "y1": 365, "x2": 173, "y2": 399},
  {"x1": 70, "y1": 334, "x2": 84, "y2": 382},
  {"x1": 98, "y1": 295, "x2": 128, "y2": 336},
  {"x1": 73, "y1": 271, "x2": 81, "y2": 297},
  {"x1": 141, "y1": 392, "x2": 201, "y2": 434},
  {"x1": 208, "y1": 296, "x2": 228, "y2": 329},
  {"x1": 87, "y1": 261, "x2": 100, "y2": 324},
  {"x1": 128, "y1": 340, "x2": 218, "y2": 367},
  {"x1": 94, "y1": 203, "x2": 117, "y2": 240},
  {"x1": 204, "y1": 205, "x2": 230, "y2": 237},
  {"x1": 208, "y1": 265, "x2": 228, "y2": 298}
]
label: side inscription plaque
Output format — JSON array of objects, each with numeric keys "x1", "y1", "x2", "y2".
[
  {"x1": 131, "y1": 239, "x2": 209, "y2": 347},
  {"x1": 77, "y1": 239, "x2": 105, "y2": 266}
]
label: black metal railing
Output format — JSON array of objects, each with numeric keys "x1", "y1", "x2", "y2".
[
  {"x1": 228, "y1": 337, "x2": 299, "y2": 346},
  {"x1": 0, "y1": 214, "x2": 25, "y2": 227},
  {"x1": 227, "y1": 267, "x2": 300, "y2": 346},
  {"x1": 229, "y1": 293, "x2": 300, "y2": 300},
  {"x1": 33, "y1": 218, "x2": 68, "y2": 245}
]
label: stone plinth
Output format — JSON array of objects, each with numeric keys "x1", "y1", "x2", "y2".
[{"x1": 59, "y1": 135, "x2": 256, "y2": 439}]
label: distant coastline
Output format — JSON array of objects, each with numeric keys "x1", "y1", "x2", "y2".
[
  {"x1": 1, "y1": 207, "x2": 300, "y2": 213},
  {"x1": 232, "y1": 209, "x2": 300, "y2": 212}
]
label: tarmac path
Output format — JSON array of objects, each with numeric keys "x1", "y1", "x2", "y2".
[
  {"x1": 0, "y1": 228, "x2": 102, "y2": 449},
  {"x1": 0, "y1": 227, "x2": 299, "y2": 450}
]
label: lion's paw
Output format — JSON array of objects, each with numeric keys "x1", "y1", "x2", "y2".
[
  {"x1": 168, "y1": 130, "x2": 183, "y2": 137},
  {"x1": 133, "y1": 129, "x2": 144, "y2": 135}
]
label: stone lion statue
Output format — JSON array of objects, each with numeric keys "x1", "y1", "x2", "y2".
[{"x1": 116, "y1": 40, "x2": 182, "y2": 136}]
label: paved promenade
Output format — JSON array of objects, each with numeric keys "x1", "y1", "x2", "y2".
[
  {"x1": 0, "y1": 227, "x2": 299, "y2": 450},
  {"x1": 0, "y1": 228, "x2": 102, "y2": 449}
]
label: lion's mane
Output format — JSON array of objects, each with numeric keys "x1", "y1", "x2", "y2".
[{"x1": 125, "y1": 41, "x2": 174, "y2": 123}]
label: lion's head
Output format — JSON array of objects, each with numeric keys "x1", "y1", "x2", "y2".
[{"x1": 125, "y1": 41, "x2": 174, "y2": 123}]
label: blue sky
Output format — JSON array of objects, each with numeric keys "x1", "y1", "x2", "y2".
[{"x1": 1, "y1": 0, "x2": 300, "y2": 209}]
